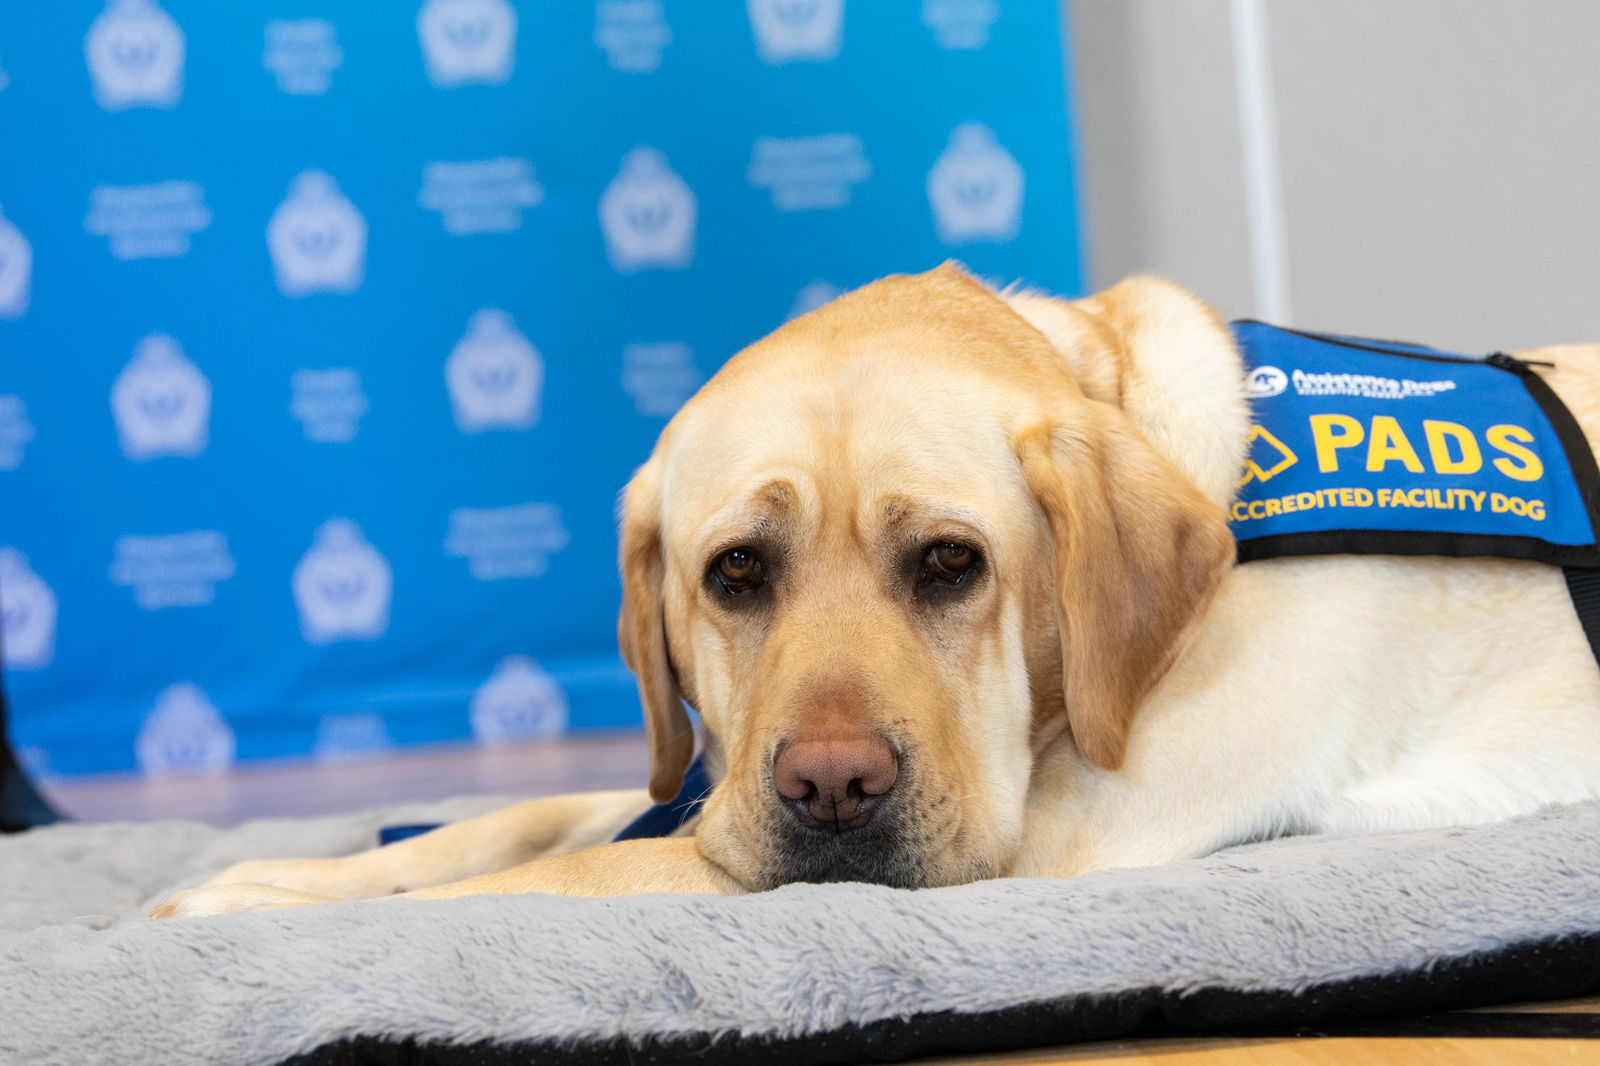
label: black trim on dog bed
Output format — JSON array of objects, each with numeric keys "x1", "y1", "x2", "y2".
[
  {"x1": 274, "y1": 930, "x2": 1600, "y2": 1066},
  {"x1": 1274, "y1": 1012, "x2": 1600, "y2": 1040}
]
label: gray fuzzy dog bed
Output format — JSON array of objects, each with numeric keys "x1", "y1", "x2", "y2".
[{"x1": 4, "y1": 796, "x2": 1600, "y2": 1066}]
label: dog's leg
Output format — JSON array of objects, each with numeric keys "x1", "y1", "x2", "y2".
[
  {"x1": 404, "y1": 836, "x2": 741, "y2": 899},
  {"x1": 152, "y1": 835, "x2": 739, "y2": 918},
  {"x1": 199, "y1": 788, "x2": 653, "y2": 900}
]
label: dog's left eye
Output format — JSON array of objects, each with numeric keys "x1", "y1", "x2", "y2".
[
  {"x1": 712, "y1": 547, "x2": 766, "y2": 594},
  {"x1": 921, "y1": 542, "x2": 979, "y2": 587}
]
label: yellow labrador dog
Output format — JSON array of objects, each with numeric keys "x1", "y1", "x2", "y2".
[{"x1": 154, "y1": 264, "x2": 1600, "y2": 918}]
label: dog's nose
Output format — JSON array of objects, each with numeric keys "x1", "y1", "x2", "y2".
[{"x1": 772, "y1": 732, "x2": 898, "y2": 831}]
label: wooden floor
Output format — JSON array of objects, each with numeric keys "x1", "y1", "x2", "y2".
[
  {"x1": 37, "y1": 735, "x2": 1600, "y2": 1064},
  {"x1": 41, "y1": 730, "x2": 650, "y2": 825}
]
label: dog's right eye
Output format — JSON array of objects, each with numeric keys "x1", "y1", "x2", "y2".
[
  {"x1": 712, "y1": 548, "x2": 766, "y2": 594},
  {"x1": 920, "y1": 541, "x2": 981, "y2": 588}
]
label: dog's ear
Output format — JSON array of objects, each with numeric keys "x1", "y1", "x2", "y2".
[
  {"x1": 1006, "y1": 275, "x2": 1248, "y2": 511},
  {"x1": 1015, "y1": 403, "x2": 1234, "y2": 770},
  {"x1": 617, "y1": 460, "x2": 694, "y2": 803}
]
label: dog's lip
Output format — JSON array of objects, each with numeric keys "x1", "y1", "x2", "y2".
[{"x1": 781, "y1": 792, "x2": 885, "y2": 833}]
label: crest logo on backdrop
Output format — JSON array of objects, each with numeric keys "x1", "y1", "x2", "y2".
[
  {"x1": 418, "y1": 0, "x2": 517, "y2": 88},
  {"x1": 0, "y1": 396, "x2": 34, "y2": 470},
  {"x1": 111, "y1": 334, "x2": 211, "y2": 461},
  {"x1": 595, "y1": 0, "x2": 672, "y2": 73},
  {"x1": 0, "y1": 207, "x2": 33, "y2": 319},
  {"x1": 135, "y1": 683, "x2": 235, "y2": 777},
  {"x1": 293, "y1": 519, "x2": 393, "y2": 645},
  {"x1": 445, "y1": 309, "x2": 543, "y2": 433},
  {"x1": 599, "y1": 148, "x2": 696, "y2": 272},
  {"x1": 263, "y1": 19, "x2": 343, "y2": 95},
  {"x1": 471, "y1": 655, "x2": 570, "y2": 744},
  {"x1": 268, "y1": 170, "x2": 367, "y2": 297},
  {"x1": 921, "y1": 0, "x2": 999, "y2": 49},
  {"x1": 0, "y1": 549, "x2": 57, "y2": 671},
  {"x1": 927, "y1": 122, "x2": 1024, "y2": 244},
  {"x1": 747, "y1": 0, "x2": 845, "y2": 64},
  {"x1": 84, "y1": 0, "x2": 185, "y2": 111}
]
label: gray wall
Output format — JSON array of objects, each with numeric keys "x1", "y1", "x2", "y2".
[{"x1": 1069, "y1": 0, "x2": 1600, "y2": 352}]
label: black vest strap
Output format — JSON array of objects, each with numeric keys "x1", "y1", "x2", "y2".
[{"x1": 1563, "y1": 567, "x2": 1600, "y2": 669}]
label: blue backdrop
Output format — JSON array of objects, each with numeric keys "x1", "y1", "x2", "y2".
[{"x1": 0, "y1": 0, "x2": 1082, "y2": 778}]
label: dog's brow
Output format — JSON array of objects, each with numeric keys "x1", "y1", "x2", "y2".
[
  {"x1": 755, "y1": 479, "x2": 798, "y2": 511},
  {"x1": 876, "y1": 496, "x2": 995, "y2": 543},
  {"x1": 692, "y1": 478, "x2": 800, "y2": 551}
]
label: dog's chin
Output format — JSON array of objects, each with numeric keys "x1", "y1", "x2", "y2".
[{"x1": 755, "y1": 817, "x2": 991, "y2": 890}]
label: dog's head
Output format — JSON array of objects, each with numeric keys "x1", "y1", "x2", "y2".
[{"x1": 618, "y1": 264, "x2": 1244, "y2": 889}]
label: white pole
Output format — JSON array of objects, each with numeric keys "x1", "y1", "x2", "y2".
[{"x1": 1230, "y1": 0, "x2": 1293, "y2": 323}]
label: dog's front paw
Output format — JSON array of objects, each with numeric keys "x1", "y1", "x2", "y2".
[{"x1": 149, "y1": 882, "x2": 335, "y2": 920}]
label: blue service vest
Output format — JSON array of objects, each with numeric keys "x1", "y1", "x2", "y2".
[{"x1": 1230, "y1": 321, "x2": 1600, "y2": 569}]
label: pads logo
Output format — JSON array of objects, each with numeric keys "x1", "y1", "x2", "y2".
[
  {"x1": 747, "y1": 0, "x2": 844, "y2": 64},
  {"x1": 111, "y1": 334, "x2": 210, "y2": 461},
  {"x1": 1246, "y1": 365, "x2": 1288, "y2": 398},
  {"x1": 135, "y1": 683, "x2": 235, "y2": 777},
  {"x1": 268, "y1": 170, "x2": 366, "y2": 297},
  {"x1": 0, "y1": 548, "x2": 56, "y2": 671},
  {"x1": 85, "y1": 0, "x2": 185, "y2": 112},
  {"x1": 1238, "y1": 425, "x2": 1299, "y2": 487},
  {"x1": 293, "y1": 519, "x2": 392, "y2": 644},
  {"x1": 927, "y1": 123, "x2": 1024, "y2": 245},
  {"x1": 599, "y1": 148, "x2": 695, "y2": 272},
  {"x1": 471, "y1": 655, "x2": 569, "y2": 745},
  {"x1": 0, "y1": 206, "x2": 33, "y2": 319},
  {"x1": 418, "y1": 0, "x2": 516, "y2": 87},
  {"x1": 445, "y1": 309, "x2": 543, "y2": 433}
]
